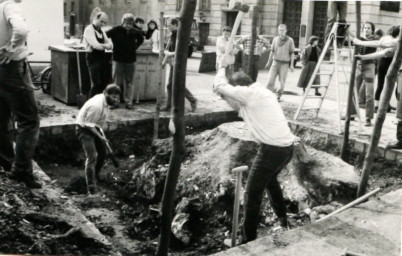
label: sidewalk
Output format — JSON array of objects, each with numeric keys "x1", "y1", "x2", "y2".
[{"x1": 36, "y1": 52, "x2": 402, "y2": 162}]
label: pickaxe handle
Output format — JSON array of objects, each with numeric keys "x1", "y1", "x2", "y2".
[{"x1": 224, "y1": 11, "x2": 245, "y2": 60}]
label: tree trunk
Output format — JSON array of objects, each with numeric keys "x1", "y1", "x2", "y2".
[
  {"x1": 156, "y1": 1, "x2": 197, "y2": 255},
  {"x1": 247, "y1": 6, "x2": 258, "y2": 78},
  {"x1": 153, "y1": 12, "x2": 166, "y2": 141},
  {"x1": 341, "y1": 1, "x2": 361, "y2": 161},
  {"x1": 357, "y1": 30, "x2": 402, "y2": 197}
]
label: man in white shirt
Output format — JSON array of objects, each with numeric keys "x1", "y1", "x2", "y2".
[
  {"x1": 0, "y1": 0, "x2": 41, "y2": 188},
  {"x1": 76, "y1": 84, "x2": 121, "y2": 194},
  {"x1": 214, "y1": 55, "x2": 295, "y2": 244}
]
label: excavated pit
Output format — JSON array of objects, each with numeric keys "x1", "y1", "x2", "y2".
[{"x1": 3, "y1": 121, "x2": 401, "y2": 256}]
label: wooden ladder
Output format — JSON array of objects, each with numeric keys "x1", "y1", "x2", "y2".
[{"x1": 293, "y1": 22, "x2": 361, "y2": 134}]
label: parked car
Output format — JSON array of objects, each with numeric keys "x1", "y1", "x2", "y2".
[{"x1": 163, "y1": 15, "x2": 200, "y2": 57}]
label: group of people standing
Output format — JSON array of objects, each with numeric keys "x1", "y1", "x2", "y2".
[{"x1": 216, "y1": 24, "x2": 295, "y2": 102}]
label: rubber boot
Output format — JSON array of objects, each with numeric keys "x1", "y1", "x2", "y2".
[{"x1": 386, "y1": 121, "x2": 402, "y2": 150}]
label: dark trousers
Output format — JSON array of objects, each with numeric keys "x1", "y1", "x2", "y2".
[
  {"x1": 242, "y1": 55, "x2": 260, "y2": 82},
  {"x1": 376, "y1": 57, "x2": 393, "y2": 101},
  {"x1": 242, "y1": 143, "x2": 294, "y2": 242},
  {"x1": 86, "y1": 52, "x2": 111, "y2": 98},
  {"x1": 76, "y1": 127, "x2": 106, "y2": 193},
  {"x1": 324, "y1": 1, "x2": 348, "y2": 41},
  {"x1": 165, "y1": 65, "x2": 197, "y2": 108},
  {"x1": 0, "y1": 60, "x2": 40, "y2": 174}
]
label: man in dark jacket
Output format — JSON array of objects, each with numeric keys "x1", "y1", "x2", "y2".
[
  {"x1": 161, "y1": 18, "x2": 197, "y2": 112},
  {"x1": 106, "y1": 13, "x2": 144, "y2": 109}
]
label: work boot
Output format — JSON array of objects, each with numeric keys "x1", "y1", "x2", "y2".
[
  {"x1": 9, "y1": 171, "x2": 42, "y2": 189},
  {"x1": 315, "y1": 89, "x2": 322, "y2": 96},
  {"x1": 161, "y1": 89, "x2": 172, "y2": 112},
  {"x1": 364, "y1": 119, "x2": 372, "y2": 127},
  {"x1": 161, "y1": 105, "x2": 171, "y2": 112},
  {"x1": 386, "y1": 121, "x2": 402, "y2": 150},
  {"x1": 125, "y1": 103, "x2": 134, "y2": 110}
]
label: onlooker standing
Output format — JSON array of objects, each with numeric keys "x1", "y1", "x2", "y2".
[
  {"x1": 106, "y1": 13, "x2": 144, "y2": 109},
  {"x1": 161, "y1": 18, "x2": 197, "y2": 112},
  {"x1": 0, "y1": 0, "x2": 41, "y2": 188},
  {"x1": 133, "y1": 17, "x2": 145, "y2": 37},
  {"x1": 214, "y1": 55, "x2": 295, "y2": 244},
  {"x1": 354, "y1": 26, "x2": 399, "y2": 112},
  {"x1": 297, "y1": 36, "x2": 321, "y2": 96},
  {"x1": 387, "y1": 70, "x2": 402, "y2": 150},
  {"x1": 236, "y1": 28, "x2": 270, "y2": 82},
  {"x1": 216, "y1": 26, "x2": 240, "y2": 78},
  {"x1": 76, "y1": 84, "x2": 121, "y2": 194},
  {"x1": 83, "y1": 12, "x2": 113, "y2": 97},
  {"x1": 350, "y1": 22, "x2": 377, "y2": 127},
  {"x1": 324, "y1": 1, "x2": 348, "y2": 42},
  {"x1": 146, "y1": 19, "x2": 160, "y2": 52},
  {"x1": 266, "y1": 24, "x2": 295, "y2": 101}
]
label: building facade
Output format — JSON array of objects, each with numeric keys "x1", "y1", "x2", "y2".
[
  {"x1": 163, "y1": 0, "x2": 402, "y2": 49},
  {"x1": 64, "y1": 0, "x2": 402, "y2": 49},
  {"x1": 63, "y1": 0, "x2": 166, "y2": 37}
]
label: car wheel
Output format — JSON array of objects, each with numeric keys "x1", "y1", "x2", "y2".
[{"x1": 188, "y1": 46, "x2": 194, "y2": 57}]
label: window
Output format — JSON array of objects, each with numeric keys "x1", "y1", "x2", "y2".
[
  {"x1": 71, "y1": 1, "x2": 75, "y2": 12},
  {"x1": 199, "y1": 0, "x2": 211, "y2": 11},
  {"x1": 64, "y1": 2, "x2": 67, "y2": 17},
  {"x1": 176, "y1": 0, "x2": 182, "y2": 11},
  {"x1": 380, "y1": 1, "x2": 400, "y2": 12}
]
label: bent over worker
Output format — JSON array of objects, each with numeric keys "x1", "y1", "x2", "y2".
[
  {"x1": 76, "y1": 84, "x2": 121, "y2": 194},
  {"x1": 213, "y1": 55, "x2": 296, "y2": 244}
]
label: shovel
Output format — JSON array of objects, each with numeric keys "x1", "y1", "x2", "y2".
[
  {"x1": 100, "y1": 129, "x2": 119, "y2": 168},
  {"x1": 75, "y1": 48, "x2": 87, "y2": 109}
]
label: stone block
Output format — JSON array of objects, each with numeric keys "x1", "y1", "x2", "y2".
[
  {"x1": 51, "y1": 126, "x2": 63, "y2": 135},
  {"x1": 384, "y1": 150, "x2": 397, "y2": 161},
  {"x1": 199, "y1": 51, "x2": 216, "y2": 73},
  {"x1": 353, "y1": 141, "x2": 366, "y2": 154}
]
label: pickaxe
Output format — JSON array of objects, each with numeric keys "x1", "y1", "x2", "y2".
[{"x1": 223, "y1": 1, "x2": 250, "y2": 63}]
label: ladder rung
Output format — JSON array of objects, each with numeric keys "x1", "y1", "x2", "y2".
[
  {"x1": 317, "y1": 72, "x2": 333, "y2": 75},
  {"x1": 322, "y1": 61, "x2": 335, "y2": 64},
  {"x1": 305, "y1": 95, "x2": 324, "y2": 99},
  {"x1": 301, "y1": 107, "x2": 320, "y2": 110},
  {"x1": 310, "y1": 84, "x2": 329, "y2": 88}
]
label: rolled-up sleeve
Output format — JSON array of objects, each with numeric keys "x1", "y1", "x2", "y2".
[{"x1": 4, "y1": 2, "x2": 28, "y2": 48}]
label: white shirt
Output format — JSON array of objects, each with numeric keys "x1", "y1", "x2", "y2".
[
  {"x1": 0, "y1": 0, "x2": 28, "y2": 60},
  {"x1": 216, "y1": 36, "x2": 236, "y2": 65},
  {"x1": 213, "y1": 68, "x2": 295, "y2": 147},
  {"x1": 76, "y1": 94, "x2": 109, "y2": 128}
]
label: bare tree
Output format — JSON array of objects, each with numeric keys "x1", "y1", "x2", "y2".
[
  {"x1": 357, "y1": 29, "x2": 402, "y2": 197},
  {"x1": 156, "y1": 1, "x2": 197, "y2": 255}
]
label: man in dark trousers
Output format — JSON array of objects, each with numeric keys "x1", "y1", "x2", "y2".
[
  {"x1": 0, "y1": 0, "x2": 41, "y2": 188},
  {"x1": 107, "y1": 13, "x2": 144, "y2": 109},
  {"x1": 214, "y1": 55, "x2": 296, "y2": 245},
  {"x1": 350, "y1": 22, "x2": 377, "y2": 127},
  {"x1": 76, "y1": 84, "x2": 121, "y2": 195},
  {"x1": 161, "y1": 18, "x2": 197, "y2": 112}
]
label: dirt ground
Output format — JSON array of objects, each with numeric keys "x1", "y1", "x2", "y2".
[{"x1": 2, "y1": 122, "x2": 401, "y2": 255}]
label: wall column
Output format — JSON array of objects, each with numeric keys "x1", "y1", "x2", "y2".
[{"x1": 299, "y1": 0, "x2": 315, "y2": 49}]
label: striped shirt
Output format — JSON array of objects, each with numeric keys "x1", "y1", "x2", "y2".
[{"x1": 236, "y1": 36, "x2": 270, "y2": 56}]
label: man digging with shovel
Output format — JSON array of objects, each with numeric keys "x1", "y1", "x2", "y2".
[
  {"x1": 76, "y1": 84, "x2": 121, "y2": 195},
  {"x1": 213, "y1": 54, "x2": 296, "y2": 246}
]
